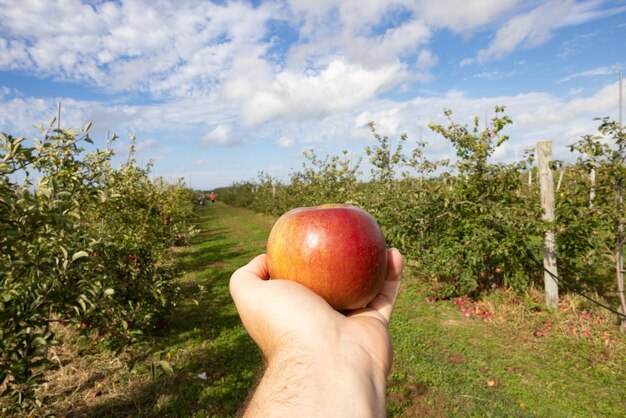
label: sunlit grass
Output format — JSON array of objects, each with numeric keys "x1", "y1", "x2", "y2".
[{"x1": 388, "y1": 276, "x2": 626, "y2": 417}]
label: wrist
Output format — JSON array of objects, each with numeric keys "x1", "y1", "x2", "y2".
[{"x1": 248, "y1": 335, "x2": 387, "y2": 418}]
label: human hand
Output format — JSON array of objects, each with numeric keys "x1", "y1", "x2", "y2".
[{"x1": 229, "y1": 248, "x2": 403, "y2": 417}]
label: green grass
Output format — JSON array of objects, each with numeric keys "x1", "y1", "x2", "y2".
[
  {"x1": 388, "y1": 282, "x2": 625, "y2": 417},
  {"x1": 35, "y1": 202, "x2": 626, "y2": 417}
]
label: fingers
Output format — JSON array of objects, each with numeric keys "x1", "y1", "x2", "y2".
[
  {"x1": 364, "y1": 248, "x2": 403, "y2": 322},
  {"x1": 239, "y1": 253, "x2": 270, "y2": 280},
  {"x1": 229, "y1": 254, "x2": 269, "y2": 305},
  {"x1": 232, "y1": 250, "x2": 403, "y2": 325},
  {"x1": 385, "y1": 248, "x2": 403, "y2": 283}
]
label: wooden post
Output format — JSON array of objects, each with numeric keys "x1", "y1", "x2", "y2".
[
  {"x1": 556, "y1": 169, "x2": 564, "y2": 192},
  {"x1": 538, "y1": 141, "x2": 559, "y2": 309},
  {"x1": 615, "y1": 163, "x2": 626, "y2": 328},
  {"x1": 589, "y1": 167, "x2": 596, "y2": 208}
]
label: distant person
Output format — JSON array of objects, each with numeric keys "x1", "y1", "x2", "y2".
[
  {"x1": 199, "y1": 194, "x2": 207, "y2": 206},
  {"x1": 210, "y1": 192, "x2": 216, "y2": 204}
]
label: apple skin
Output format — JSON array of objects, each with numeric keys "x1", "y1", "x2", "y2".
[{"x1": 266, "y1": 204, "x2": 388, "y2": 310}]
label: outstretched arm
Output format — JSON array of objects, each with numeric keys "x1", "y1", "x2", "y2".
[{"x1": 229, "y1": 248, "x2": 404, "y2": 417}]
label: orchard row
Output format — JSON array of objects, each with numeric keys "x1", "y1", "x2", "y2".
[
  {"x1": 1, "y1": 120, "x2": 197, "y2": 411},
  {"x1": 219, "y1": 107, "x2": 626, "y2": 315}
]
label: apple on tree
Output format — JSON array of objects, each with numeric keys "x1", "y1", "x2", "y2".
[{"x1": 266, "y1": 204, "x2": 388, "y2": 310}]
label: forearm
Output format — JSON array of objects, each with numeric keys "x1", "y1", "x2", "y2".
[{"x1": 243, "y1": 342, "x2": 387, "y2": 418}]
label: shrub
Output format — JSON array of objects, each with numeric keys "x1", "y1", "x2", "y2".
[{"x1": 0, "y1": 121, "x2": 195, "y2": 412}]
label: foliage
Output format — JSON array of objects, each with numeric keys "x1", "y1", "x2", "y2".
[
  {"x1": 422, "y1": 107, "x2": 543, "y2": 295},
  {"x1": 556, "y1": 119, "x2": 626, "y2": 320},
  {"x1": 217, "y1": 149, "x2": 362, "y2": 216},
  {"x1": 0, "y1": 120, "x2": 196, "y2": 412},
  {"x1": 220, "y1": 107, "x2": 624, "y2": 309}
]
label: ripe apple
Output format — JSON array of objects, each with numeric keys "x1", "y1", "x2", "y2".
[{"x1": 266, "y1": 204, "x2": 388, "y2": 310}]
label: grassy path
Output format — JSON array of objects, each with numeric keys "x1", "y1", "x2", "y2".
[
  {"x1": 143, "y1": 202, "x2": 276, "y2": 416},
  {"x1": 55, "y1": 202, "x2": 274, "y2": 417},
  {"x1": 143, "y1": 202, "x2": 274, "y2": 415},
  {"x1": 48, "y1": 202, "x2": 625, "y2": 417}
]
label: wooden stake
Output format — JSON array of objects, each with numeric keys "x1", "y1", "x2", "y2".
[
  {"x1": 589, "y1": 167, "x2": 596, "y2": 207},
  {"x1": 538, "y1": 141, "x2": 559, "y2": 309},
  {"x1": 556, "y1": 169, "x2": 564, "y2": 192}
]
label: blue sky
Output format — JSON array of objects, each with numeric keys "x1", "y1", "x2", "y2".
[{"x1": 1, "y1": 0, "x2": 625, "y2": 190}]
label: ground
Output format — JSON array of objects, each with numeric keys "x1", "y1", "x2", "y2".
[{"x1": 23, "y1": 202, "x2": 626, "y2": 417}]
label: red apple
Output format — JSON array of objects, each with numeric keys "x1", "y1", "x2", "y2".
[{"x1": 266, "y1": 204, "x2": 388, "y2": 310}]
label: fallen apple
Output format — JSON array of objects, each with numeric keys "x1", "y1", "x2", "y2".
[{"x1": 266, "y1": 204, "x2": 388, "y2": 310}]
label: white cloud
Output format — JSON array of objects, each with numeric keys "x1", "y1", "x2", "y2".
[
  {"x1": 416, "y1": 49, "x2": 438, "y2": 70},
  {"x1": 414, "y1": 49, "x2": 438, "y2": 82},
  {"x1": 473, "y1": 69, "x2": 517, "y2": 80},
  {"x1": 0, "y1": 0, "x2": 278, "y2": 96},
  {"x1": 560, "y1": 0, "x2": 626, "y2": 26},
  {"x1": 134, "y1": 139, "x2": 158, "y2": 153},
  {"x1": 227, "y1": 59, "x2": 405, "y2": 125},
  {"x1": 475, "y1": 0, "x2": 626, "y2": 63},
  {"x1": 557, "y1": 32, "x2": 597, "y2": 58},
  {"x1": 276, "y1": 136, "x2": 294, "y2": 148},
  {"x1": 354, "y1": 107, "x2": 403, "y2": 138},
  {"x1": 0, "y1": 39, "x2": 31, "y2": 68},
  {"x1": 284, "y1": 0, "x2": 431, "y2": 72},
  {"x1": 476, "y1": 2, "x2": 565, "y2": 63},
  {"x1": 411, "y1": 0, "x2": 519, "y2": 33},
  {"x1": 0, "y1": 86, "x2": 12, "y2": 98},
  {"x1": 559, "y1": 65, "x2": 621, "y2": 83},
  {"x1": 345, "y1": 80, "x2": 620, "y2": 163},
  {"x1": 286, "y1": 0, "x2": 394, "y2": 39},
  {"x1": 203, "y1": 124, "x2": 238, "y2": 146},
  {"x1": 286, "y1": 0, "x2": 517, "y2": 40},
  {"x1": 342, "y1": 20, "x2": 431, "y2": 68}
]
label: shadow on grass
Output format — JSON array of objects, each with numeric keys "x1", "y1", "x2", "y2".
[
  {"x1": 67, "y1": 331, "x2": 261, "y2": 417},
  {"x1": 176, "y1": 220, "x2": 243, "y2": 270},
  {"x1": 62, "y1": 206, "x2": 263, "y2": 417},
  {"x1": 65, "y1": 281, "x2": 261, "y2": 417}
]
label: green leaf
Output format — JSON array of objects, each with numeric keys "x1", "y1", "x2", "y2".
[
  {"x1": 103, "y1": 288, "x2": 115, "y2": 296},
  {"x1": 157, "y1": 360, "x2": 174, "y2": 375},
  {"x1": 31, "y1": 337, "x2": 47, "y2": 347},
  {"x1": 71, "y1": 251, "x2": 89, "y2": 262}
]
